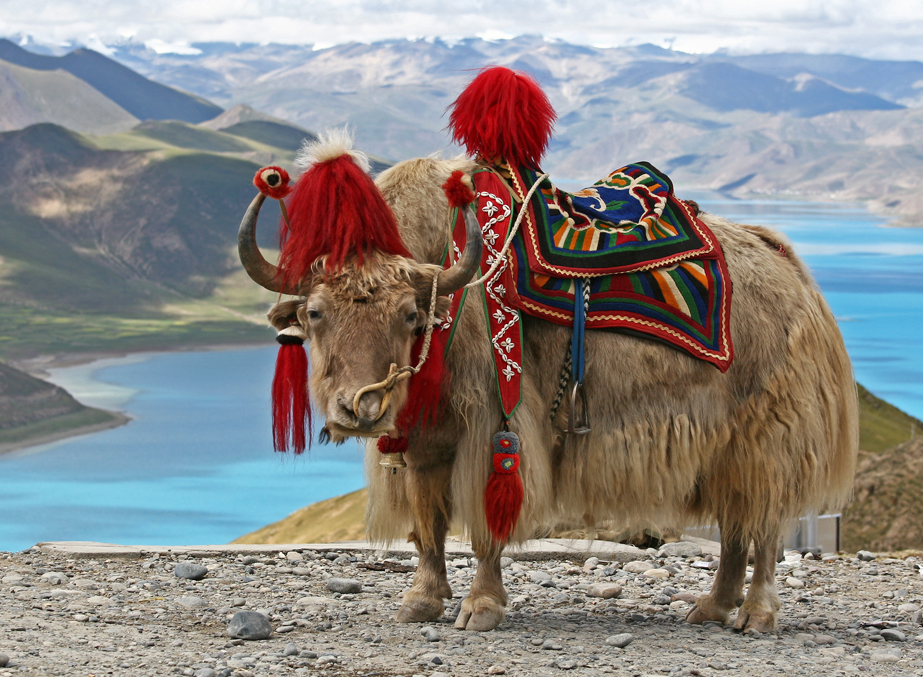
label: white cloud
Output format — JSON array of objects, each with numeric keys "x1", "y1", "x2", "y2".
[{"x1": 1, "y1": 0, "x2": 921, "y2": 60}]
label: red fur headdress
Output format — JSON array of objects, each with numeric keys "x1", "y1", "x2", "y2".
[
  {"x1": 278, "y1": 129, "x2": 411, "y2": 287},
  {"x1": 448, "y1": 66, "x2": 557, "y2": 170}
]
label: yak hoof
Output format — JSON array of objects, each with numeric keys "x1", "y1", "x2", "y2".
[
  {"x1": 685, "y1": 595, "x2": 732, "y2": 626},
  {"x1": 395, "y1": 591, "x2": 446, "y2": 623},
  {"x1": 733, "y1": 606, "x2": 777, "y2": 634},
  {"x1": 454, "y1": 596, "x2": 505, "y2": 631}
]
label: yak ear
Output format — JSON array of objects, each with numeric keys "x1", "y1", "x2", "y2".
[{"x1": 267, "y1": 299, "x2": 304, "y2": 331}]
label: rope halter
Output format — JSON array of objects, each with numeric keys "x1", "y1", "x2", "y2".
[{"x1": 351, "y1": 274, "x2": 440, "y2": 421}]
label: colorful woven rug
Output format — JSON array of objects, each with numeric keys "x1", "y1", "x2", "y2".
[{"x1": 447, "y1": 162, "x2": 734, "y2": 417}]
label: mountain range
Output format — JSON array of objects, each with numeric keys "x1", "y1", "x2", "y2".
[{"x1": 99, "y1": 36, "x2": 923, "y2": 225}]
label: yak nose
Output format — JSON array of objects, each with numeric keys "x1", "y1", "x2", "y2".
[{"x1": 349, "y1": 390, "x2": 385, "y2": 430}]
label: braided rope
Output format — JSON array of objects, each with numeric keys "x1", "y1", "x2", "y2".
[
  {"x1": 549, "y1": 349, "x2": 572, "y2": 422},
  {"x1": 550, "y1": 281, "x2": 592, "y2": 422}
]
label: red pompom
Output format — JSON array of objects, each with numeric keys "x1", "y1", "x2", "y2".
[
  {"x1": 377, "y1": 435, "x2": 409, "y2": 455},
  {"x1": 272, "y1": 342, "x2": 310, "y2": 454},
  {"x1": 254, "y1": 166, "x2": 292, "y2": 200},
  {"x1": 279, "y1": 154, "x2": 411, "y2": 286},
  {"x1": 449, "y1": 66, "x2": 557, "y2": 169},
  {"x1": 442, "y1": 170, "x2": 475, "y2": 208}
]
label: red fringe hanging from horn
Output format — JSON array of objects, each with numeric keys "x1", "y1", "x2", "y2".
[
  {"x1": 272, "y1": 343, "x2": 310, "y2": 454},
  {"x1": 279, "y1": 154, "x2": 411, "y2": 285},
  {"x1": 448, "y1": 66, "x2": 557, "y2": 170}
]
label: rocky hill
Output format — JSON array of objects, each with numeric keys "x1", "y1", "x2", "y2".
[{"x1": 843, "y1": 437, "x2": 923, "y2": 553}]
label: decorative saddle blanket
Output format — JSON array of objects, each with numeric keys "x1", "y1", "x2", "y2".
[{"x1": 444, "y1": 162, "x2": 734, "y2": 418}]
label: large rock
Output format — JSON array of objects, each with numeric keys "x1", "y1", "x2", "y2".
[
  {"x1": 174, "y1": 562, "x2": 208, "y2": 581},
  {"x1": 227, "y1": 611, "x2": 273, "y2": 640}
]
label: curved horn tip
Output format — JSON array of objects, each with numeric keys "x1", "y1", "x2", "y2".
[
  {"x1": 436, "y1": 206, "x2": 483, "y2": 296},
  {"x1": 238, "y1": 192, "x2": 300, "y2": 296}
]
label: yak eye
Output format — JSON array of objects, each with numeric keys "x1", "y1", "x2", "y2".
[
  {"x1": 307, "y1": 309, "x2": 321, "y2": 320},
  {"x1": 406, "y1": 311, "x2": 418, "y2": 324}
]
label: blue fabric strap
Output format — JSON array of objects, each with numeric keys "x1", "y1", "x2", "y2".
[{"x1": 571, "y1": 279, "x2": 586, "y2": 384}]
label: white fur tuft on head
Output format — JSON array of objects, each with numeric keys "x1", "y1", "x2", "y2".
[{"x1": 294, "y1": 127, "x2": 371, "y2": 173}]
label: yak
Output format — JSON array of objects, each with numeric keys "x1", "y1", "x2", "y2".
[{"x1": 237, "y1": 71, "x2": 858, "y2": 635}]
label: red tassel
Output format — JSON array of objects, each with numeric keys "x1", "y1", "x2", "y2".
[
  {"x1": 442, "y1": 170, "x2": 475, "y2": 208},
  {"x1": 280, "y1": 153, "x2": 411, "y2": 286},
  {"x1": 396, "y1": 328, "x2": 448, "y2": 433},
  {"x1": 448, "y1": 66, "x2": 557, "y2": 170},
  {"x1": 272, "y1": 342, "x2": 310, "y2": 454},
  {"x1": 484, "y1": 431, "x2": 523, "y2": 542}
]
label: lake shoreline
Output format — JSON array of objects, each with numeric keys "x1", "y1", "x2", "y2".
[
  {"x1": 3, "y1": 341, "x2": 268, "y2": 456},
  {"x1": 0, "y1": 409, "x2": 132, "y2": 457}
]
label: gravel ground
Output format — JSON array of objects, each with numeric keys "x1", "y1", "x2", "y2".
[{"x1": 0, "y1": 542, "x2": 921, "y2": 677}]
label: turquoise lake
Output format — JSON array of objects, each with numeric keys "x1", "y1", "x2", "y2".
[{"x1": 0, "y1": 197, "x2": 920, "y2": 552}]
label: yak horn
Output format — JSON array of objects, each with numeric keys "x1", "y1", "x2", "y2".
[
  {"x1": 238, "y1": 193, "x2": 299, "y2": 296},
  {"x1": 436, "y1": 206, "x2": 483, "y2": 296}
]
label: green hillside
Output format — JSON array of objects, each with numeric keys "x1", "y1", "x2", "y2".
[
  {"x1": 0, "y1": 361, "x2": 125, "y2": 451},
  {"x1": 0, "y1": 58, "x2": 138, "y2": 134},
  {"x1": 0, "y1": 122, "x2": 287, "y2": 362},
  {"x1": 223, "y1": 120, "x2": 317, "y2": 150},
  {"x1": 132, "y1": 121, "x2": 255, "y2": 153}
]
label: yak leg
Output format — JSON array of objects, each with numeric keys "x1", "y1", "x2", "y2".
[
  {"x1": 733, "y1": 527, "x2": 781, "y2": 633},
  {"x1": 395, "y1": 465, "x2": 453, "y2": 623},
  {"x1": 686, "y1": 526, "x2": 748, "y2": 626},
  {"x1": 455, "y1": 538, "x2": 507, "y2": 631}
]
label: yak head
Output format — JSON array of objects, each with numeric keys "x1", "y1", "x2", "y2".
[{"x1": 237, "y1": 190, "x2": 481, "y2": 442}]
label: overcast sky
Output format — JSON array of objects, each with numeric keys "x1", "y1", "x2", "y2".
[{"x1": 3, "y1": 0, "x2": 922, "y2": 61}]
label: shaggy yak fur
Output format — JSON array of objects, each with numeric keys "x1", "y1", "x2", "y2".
[{"x1": 264, "y1": 155, "x2": 858, "y2": 634}]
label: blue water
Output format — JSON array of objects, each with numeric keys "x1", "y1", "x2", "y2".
[
  {"x1": 0, "y1": 198, "x2": 920, "y2": 552},
  {"x1": 0, "y1": 347, "x2": 366, "y2": 552},
  {"x1": 692, "y1": 195, "x2": 923, "y2": 420}
]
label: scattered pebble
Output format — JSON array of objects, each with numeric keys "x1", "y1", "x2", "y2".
[
  {"x1": 658, "y1": 541, "x2": 703, "y2": 558},
  {"x1": 623, "y1": 561, "x2": 654, "y2": 574},
  {"x1": 880, "y1": 629, "x2": 906, "y2": 642},
  {"x1": 857, "y1": 550, "x2": 876, "y2": 561},
  {"x1": 177, "y1": 595, "x2": 209, "y2": 609},
  {"x1": 326, "y1": 577, "x2": 362, "y2": 594},
  {"x1": 0, "y1": 544, "x2": 916, "y2": 676},
  {"x1": 421, "y1": 626, "x2": 441, "y2": 642},
  {"x1": 586, "y1": 583, "x2": 622, "y2": 599},
  {"x1": 605, "y1": 633, "x2": 634, "y2": 648}
]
